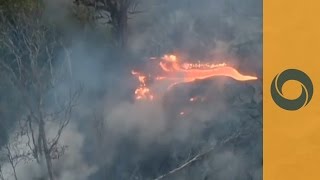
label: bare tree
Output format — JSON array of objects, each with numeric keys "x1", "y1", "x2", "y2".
[
  {"x1": 0, "y1": 9, "x2": 80, "y2": 180},
  {"x1": 0, "y1": 129, "x2": 33, "y2": 180},
  {"x1": 75, "y1": 0, "x2": 141, "y2": 48},
  {"x1": 4, "y1": 143, "x2": 21, "y2": 180}
]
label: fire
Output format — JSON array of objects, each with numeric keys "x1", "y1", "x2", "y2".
[
  {"x1": 132, "y1": 54, "x2": 257, "y2": 100},
  {"x1": 132, "y1": 71, "x2": 154, "y2": 100}
]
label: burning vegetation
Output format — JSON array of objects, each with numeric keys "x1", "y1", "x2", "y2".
[
  {"x1": 0, "y1": 0, "x2": 262, "y2": 179},
  {"x1": 132, "y1": 54, "x2": 258, "y2": 101}
]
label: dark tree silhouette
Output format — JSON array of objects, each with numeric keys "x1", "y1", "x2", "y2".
[{"x1": 75, "y1": 0, "x2": 141, "y2": 48}]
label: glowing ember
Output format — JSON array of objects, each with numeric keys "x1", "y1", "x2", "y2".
[
  {"x1": 189, "y1": 96, "x2": 205, "y2": 102},
  {"x1": 132, "y1": 54, "x2": 257, "y2": 100}
]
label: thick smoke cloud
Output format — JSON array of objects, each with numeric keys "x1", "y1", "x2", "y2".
[
  {"x1": 1, "y1": 0, "x2": 262, "y2": 179},
  {"x1": 1, "y1": 123, "x2": 96, "y2": 180}
]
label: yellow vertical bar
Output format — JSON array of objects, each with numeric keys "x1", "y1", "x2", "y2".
[{"x1": 264, "y1": 0, "x2": 320, "y2": 179}]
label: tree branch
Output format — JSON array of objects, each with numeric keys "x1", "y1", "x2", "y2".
[{"x1": 153, "y1": 131, "x2": 242, "y2": 180}]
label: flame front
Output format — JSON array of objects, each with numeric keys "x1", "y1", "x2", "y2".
[{"x1": 132, "y1": 54, "x2": 257, "y2": 100}]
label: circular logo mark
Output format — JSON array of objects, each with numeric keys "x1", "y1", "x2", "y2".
[{"x1": 271, "y1": 69, "x2": 313, "y2": 111}]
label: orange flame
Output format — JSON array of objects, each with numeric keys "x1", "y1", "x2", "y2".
[
  {"x1": 132, "y1": 54, "x2": 257, "y2": 100},
  {"x1": 132, "y1": 71, "x2": 154, "y2": 100}
]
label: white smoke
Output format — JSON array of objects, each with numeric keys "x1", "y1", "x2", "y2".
[
  {"x1": 1, "y1": 123, "x2": 97, "y2": 180},
  {"x1": 1, "y1": 0, "x2": 262, "y2": 179}
]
